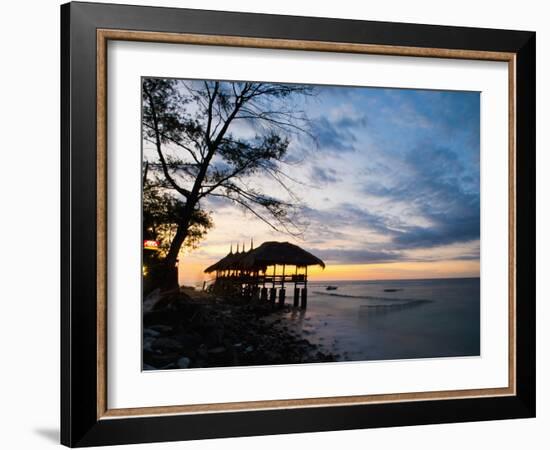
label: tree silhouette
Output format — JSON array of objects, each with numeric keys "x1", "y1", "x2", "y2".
[
  {"x1": 142, "y1": 78, "x2": 313, "y2": 286},
  {"x1": 143, "y1": 173, "x2": 213, "y2": 255}
]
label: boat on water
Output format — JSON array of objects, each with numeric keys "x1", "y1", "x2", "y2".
[{"x1": 326, "y1": 285, "x2": 338, "y2": 291}]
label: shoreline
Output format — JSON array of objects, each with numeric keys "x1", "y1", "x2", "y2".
[{"x1": 143, "y1": 287, "x2": 337, "y2": 370}]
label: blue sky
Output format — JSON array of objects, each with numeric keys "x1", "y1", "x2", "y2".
[{"x1": 144, "y1": 81, "x2": 480, "y2": 282}]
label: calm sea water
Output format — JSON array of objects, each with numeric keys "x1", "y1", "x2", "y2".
[{"x1": 281, "y1": 278, "x2": 480, "y2": 361}]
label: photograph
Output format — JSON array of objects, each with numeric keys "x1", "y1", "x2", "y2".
[
  {"x1": 55, "y1": 1, "x2": 536, "y2": 446},
  {"x1": 141, "y1": 77, "x2": 481, "y2": 371}
]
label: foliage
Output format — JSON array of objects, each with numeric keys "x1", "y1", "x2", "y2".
[
  {"x1": 142, "y1": 78, "x2": 314, "y2": 267},
  {"x1": 143, "y1": 178, "x2": 213, "y2": 257}
]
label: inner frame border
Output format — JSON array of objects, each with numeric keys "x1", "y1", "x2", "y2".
[{"x1": 96, "y1": 28, "x2": 517, "y2": 420}]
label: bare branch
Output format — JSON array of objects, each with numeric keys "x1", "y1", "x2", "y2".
[
  {"x1": 143, "y1": 123, "x2": 201, "y2": 165},
  {"x1": 143, "y1": 86, "x2": 191, "y2": 199}
]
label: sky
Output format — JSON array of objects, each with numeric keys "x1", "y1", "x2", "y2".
[{"x1": 145, "y1": 81, "x2": 480, "y2": 285}]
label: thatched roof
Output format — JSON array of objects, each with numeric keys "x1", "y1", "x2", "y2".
[
  {"x1": 203, "y1": 253, "x2": 230, "y2": 273},
  {"x1": 243, "y1": 241, "x2": 325, "y2": 269},
  {"x1": 204, "y1": 251, "x2": 245, "y2": 273},
  {"x1": 204, "y1": 241, "x2": 325, "y2": 273}
]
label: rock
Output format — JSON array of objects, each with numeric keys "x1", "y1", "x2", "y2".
[
  {"x1": 151, "y1": 337, "x2": 182, "y2": 352},
  {"x1": 143, "y1": 288, "x2": 162, "y2": 313},
  {"x1": 177, "y1": 357, "x2": 191, "y2": 369},
  {"x1": 208, "y1": 347, "x2": 234, "y2": 366},
  {"x1": 197, "y1": 345, "x2": 209, "y2": 359},
  {"x1": 148, "y1": 324, "x2": 173, "y2": 334},
  {"x1": 144, "y1": 351, "x2": 180, "y2": 367},
  {"x1": 142, "y1": 289, "x2": 339, "y2": 369},
  {"x1": 143, "y1": 337, "x2": 155, "y2": 352},
  {"x1": 143, "y1": 328, "x2": 161, "y2": 338},
  {"x1": 160, "y1": 363, "x2": 177, "y2": 370},
  {"x1": 173, "y1": 333, "x2": 201, "y2": 348},
  {"x1": 208, "y1": 346, "x2": 226, "y2": 354}
]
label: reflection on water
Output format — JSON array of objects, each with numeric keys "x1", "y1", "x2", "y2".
[{"x1": 279, "y1": 278, "x2": 480, "y2": 362}]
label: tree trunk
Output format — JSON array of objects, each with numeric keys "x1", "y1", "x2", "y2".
[
  {"x1": 148, "y1": 85, "x2": 242, "y2": 290},
  {"x1": 164, "y1": 220, "x2": 190, "y2": 267},
  {"x1": 144, "y1": 262, "x2": 178, "y2": 294},
  {"x1": 156, "y1": 202, "x2": 195, "y2": 290}
]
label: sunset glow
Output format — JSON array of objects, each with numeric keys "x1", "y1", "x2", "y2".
[
  {"x1": 179, "y1": 258, "x2": 479, "y2": 286},
  {"x1": 142, "y1": 77, "x2": 483, "y2": 371},
  {"x1": 143, "y1": 82, "x2": 481, "y2": 287}
]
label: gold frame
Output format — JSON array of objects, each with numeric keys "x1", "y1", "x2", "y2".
[{"x1": 96, "y1": 29, "x2": 516, "y2": 420}]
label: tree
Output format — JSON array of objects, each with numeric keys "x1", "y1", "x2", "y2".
[
  {"x1": 143, "y1": 175, "x2": 213, "y2": 256},
  {"x1": 142, "y1": 78, "x2": 313, "y2": 287}
]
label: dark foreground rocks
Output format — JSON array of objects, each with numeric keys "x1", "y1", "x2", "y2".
[{"x1": 143, "y1": 288, "x2": 337, "y2": 370}]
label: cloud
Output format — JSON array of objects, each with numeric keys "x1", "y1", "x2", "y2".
[
  {"x1": 312, "y1": 248, "x2": 402, "y2": 264},
  {"x1": 387, "y1": 101, "x2": 433, "y2": 130},
  {"x1": 309, "y1": 116, "x2": 357, "y2": 153},
  {"x1": 309, "y1": 166, "x2": 341, "y2": 185},
  {"x1": 361, "y1": 143, "x2": 480, "y2": 251},
  {"x1": 289, "y1": 104, "x2": 369, "y2": 160},
  {"x1": 329, "y1": 103, "x2": 369, "y2": 128},
  {"x1": 202, "y1": 194, "x2": 233, "y2": 210},
  {"x1": 190, "y1": 85, "x2": 480, "y2": 269},
  {"x1": 296, "y1": 138, "x2": 480, "y2": 265},
  {"x1": 302, "y1": 204, "x2": 397, "y2": 238}
]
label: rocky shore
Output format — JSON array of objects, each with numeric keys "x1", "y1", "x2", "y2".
[{"x1": 143, "y1": 287, "x2": 337, "y2": 370}]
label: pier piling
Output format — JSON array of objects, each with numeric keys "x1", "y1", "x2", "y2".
[
  {"x1": 300, "y1": 287, "x2": 308, "y2": 309},
  {"x1": 278, "y1": 288, "x2": 286, "y2": 308},
  {"x1": 260, "y1": 287, "x2": 268, "y2": 302},
  {"x1": 293, "y1": 287, "x2": 300, "y2": 307},
  {"x1": 269, "y1": 288, "x2": 277, "y2": 307}
]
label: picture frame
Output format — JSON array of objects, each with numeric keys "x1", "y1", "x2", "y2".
[{"x1": 60, "y1": 1, "x2": 535, "y2": 447}]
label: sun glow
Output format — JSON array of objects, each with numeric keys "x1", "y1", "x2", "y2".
[
  {"x1": 178, "y1": 257, "x2": 480, "y2": 286},
  {"x1": 306, "y1": 260, "x2": 480, "y2": 281}
]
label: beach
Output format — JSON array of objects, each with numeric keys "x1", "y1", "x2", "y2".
[
  {"x1": 142, "y1": 288, "x2": 337, "y2": 370},
  {"x1": 143, "y1": 277, "x2": 479, "y2": 370}
]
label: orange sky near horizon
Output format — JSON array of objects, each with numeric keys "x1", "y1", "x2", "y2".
[
  {"x1": 144, "y1": 81, "x2": 482, "y2": 291},
  {"x1": 178, "y1": 258, "x2": 480, "y2": 287}
]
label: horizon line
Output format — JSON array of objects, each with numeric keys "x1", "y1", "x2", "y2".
[{"x1": 306, "y1": 275, "x2": 480, "y2": 283}]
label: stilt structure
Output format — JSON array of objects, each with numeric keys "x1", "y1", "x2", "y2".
[{"x1": 203, "y1": 241, "x2": 325, "y2": 309}]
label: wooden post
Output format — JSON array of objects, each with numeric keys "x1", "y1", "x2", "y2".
[
  {"x1": 300, "y1": 287, "x2": 308, "y2": 309},
  {"x1": 293, "y1": 266, "x2": 299, "y2": 307},
  {"x1": 269, "y1": 287, "x2": 277, "y2": 307},
  {"x1": 261, "y1": 287, "x2": 268, "y2": 302},
  {"x1": 278, "y1": 288, "x2": 286, "y2": 308}
]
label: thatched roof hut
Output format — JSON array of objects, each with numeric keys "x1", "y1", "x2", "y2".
[
  {"x1": 204, "y1": 241, "x2": 325, "y2": 273},
  {"x1": 241, "y1": 241, "x2": 325, "y2": 270},
  {"x1": 203, "y1": 252, "x2": 232, "y2": 273},
  {"x1": 204, "y1": 241, "x2": 322, "y2": 309},
  {"x1": 204, "y1": 250, "x2": 243, "y2": 273}
]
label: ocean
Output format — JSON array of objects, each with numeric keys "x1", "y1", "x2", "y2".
[{"x1": 281, "y1": 277, "x2": 480, "y2": 362}]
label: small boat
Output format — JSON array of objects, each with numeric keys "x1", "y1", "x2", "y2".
[{"x1": 326, "y1": 285, "x2": 338, "y2": 291}]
